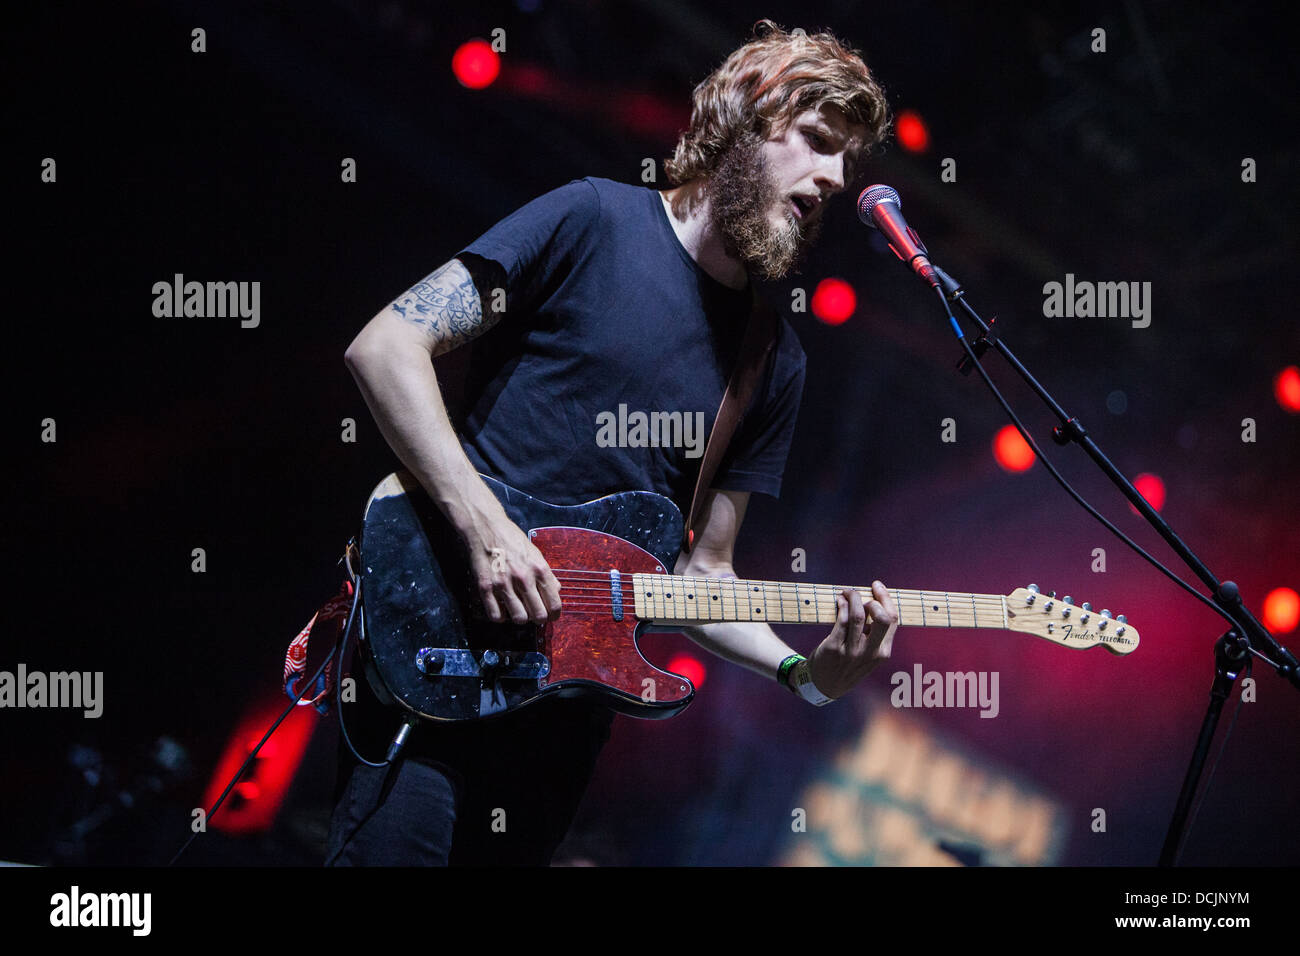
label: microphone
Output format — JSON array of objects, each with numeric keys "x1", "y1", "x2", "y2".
[{"x1": 857, "y1": 185, "x2": 940, "y2": 289}]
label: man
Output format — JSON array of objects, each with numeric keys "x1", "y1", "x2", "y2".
[{"x1": 327, "y1": 21, "x2": 899, "y2": 866}]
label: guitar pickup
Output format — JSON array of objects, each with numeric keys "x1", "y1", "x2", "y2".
[{"x1": 415, "y1": 648, "x2": 550, "y2": 679}]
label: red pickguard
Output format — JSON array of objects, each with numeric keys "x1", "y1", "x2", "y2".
[{"x1": 531, "y1": 527, "x2": 692, "y2": 708}]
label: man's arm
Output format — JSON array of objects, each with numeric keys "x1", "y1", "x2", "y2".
[
  {"x1": 344, "y1": 257, "x2": 561, "y2": 625},
  {"x1": 671, "y1": 488, "x2": 898, "y2": 699}
]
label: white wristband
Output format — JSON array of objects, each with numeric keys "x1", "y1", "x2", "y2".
[{"x1": 789, "y1": 659, "x2": 834, "y2": 706}]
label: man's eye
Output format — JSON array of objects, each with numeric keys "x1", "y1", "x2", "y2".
[{"x1": 804, "y1": 130, "x2": 826, "y2": 149}]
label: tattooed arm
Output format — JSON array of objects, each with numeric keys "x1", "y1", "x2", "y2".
[{"x1": 345, "y1": 258, "x2": 562, "y2": 625}]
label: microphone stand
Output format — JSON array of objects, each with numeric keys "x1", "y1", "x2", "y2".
[{"x1": 924, "y1": 264, "x2": 1298, "y2": 866}]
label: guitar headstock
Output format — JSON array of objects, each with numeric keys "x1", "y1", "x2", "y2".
[{"x1": 1004, "y1": 585, "x2": 1139, "y2": 655}]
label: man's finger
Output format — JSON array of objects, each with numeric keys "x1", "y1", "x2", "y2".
[{"x1": 842, "y1": 588, "x2": 867, "y2": 650}]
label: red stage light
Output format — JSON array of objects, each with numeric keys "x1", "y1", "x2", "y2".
[
  {"x1": 202, "y1": 700, "x2": 318, "y2": 834},
  {"x1": 1130, "y1": 472, "x2": 1166, "y2": 513},
  {"x1": 668, "y1": 653, "x2": 706, "y2": 689},
  {"x1": 811, "y1": 278, "x2": 857, "y2": 325},
  {"x1": 1275, "y1": 365, "x2": 1300, "y2": 413},
  {"x1": 452, "y1": 40, "x2": 499, "y2": 89},
  {"x1": 895, "y1": 110, "x2": 930, "y2": 153},
  {"x1": 992, "y1": 425, "x2": 1035, "y2": 472},
  {"x1": 1263, "y1": 587, "x2": 1299, "y2": 633}
]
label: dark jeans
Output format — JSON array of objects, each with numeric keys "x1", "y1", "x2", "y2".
[{"x1": 324, "y1": 667, "x2": 615, "y2": 866}]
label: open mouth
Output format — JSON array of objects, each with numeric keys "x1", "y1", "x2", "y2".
[{"x1": 790, "y1": 195, "x2": 816, "y2": 220}]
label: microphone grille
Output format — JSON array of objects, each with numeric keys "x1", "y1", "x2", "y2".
[{"x1": 857, "y1": 184, "x2": 901, "y2": 228}]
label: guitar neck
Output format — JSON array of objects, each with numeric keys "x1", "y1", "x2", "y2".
[{"x1": 631, "y1": 574, "x2": 1008, "y2": 630}]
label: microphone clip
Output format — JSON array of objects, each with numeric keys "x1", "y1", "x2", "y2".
[{"x1": 955, "y1": 316, "x2": 998, "y2": 376}]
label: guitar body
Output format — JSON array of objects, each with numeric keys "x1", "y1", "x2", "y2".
[{"x1": 359, "y1": 472, "x2": 694, "y2": 722}]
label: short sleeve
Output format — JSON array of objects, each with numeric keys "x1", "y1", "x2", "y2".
[
  {"x1": 711, "y1": 318, "x2": 807, "y2": 498},
  {"x1": 457, "y1": 178, "x2": 601, "y2": 315}
]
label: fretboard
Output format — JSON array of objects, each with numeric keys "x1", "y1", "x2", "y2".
[{"x1": 631, "y1": 575, "x2": 1009, "y2": 630}]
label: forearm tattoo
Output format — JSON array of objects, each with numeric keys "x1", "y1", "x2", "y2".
[{"x1": 390, "y1": 259, "x2": 501, "y2": 354}]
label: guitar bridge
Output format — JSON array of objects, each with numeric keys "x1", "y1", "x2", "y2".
[{"x1": 414, "y1": 648, "x2": 550, "y2": 679}]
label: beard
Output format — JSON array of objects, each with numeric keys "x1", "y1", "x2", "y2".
[{"x1": 706, "y1": 132, "x2": 824, "y2": 281}]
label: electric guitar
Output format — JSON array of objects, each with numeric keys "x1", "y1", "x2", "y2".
[{"x1": 357, "y1": 471, "x2": 1139, "y2": 722}]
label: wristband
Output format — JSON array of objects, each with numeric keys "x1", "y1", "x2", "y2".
[
  {"x1": 788, "y1": 659, "x2": 834, "y2": 706},
  {"x1": 777, "y1": 654, "x2": 804, "y2": 691}
]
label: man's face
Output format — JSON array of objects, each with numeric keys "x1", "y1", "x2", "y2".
[{"x1": 708, "y1": 104, "x2": 867, "y2": 280}]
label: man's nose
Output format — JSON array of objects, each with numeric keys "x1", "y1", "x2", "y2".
[{"x1": 816, "y1": 153, "x2": 846, "y2": 193}]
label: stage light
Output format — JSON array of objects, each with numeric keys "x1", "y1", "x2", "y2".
[
  {"x1": 1130, "y1": 472, "x2": 1166, "y2": 513},
  {"x1": 811, "y1": 277, "x2": 857, "y2": 325},
  {"x1": 668, "y1": 653, "x2": 706, "y2": 689},
  {"x1": 1263, "y1": 587, "x2": 1299, "y2": 633},
  {"x1": 201, "y1": 700, "x2": 318, "y2": 834},
  {"x1": 895, "y1": 110, "x2": 930, "y2": 153},
  {"x1": 452, "y1": 39, "x2": 499, "y2": 89},
  {"x1": 992, "y1": 425, "x2": 1035, "y2": 472},
  {"x1": 1275, "y1": 365, "x2": 1300, "y2": 413}
]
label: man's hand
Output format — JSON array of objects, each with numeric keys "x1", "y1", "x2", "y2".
[
  {"x1": 807, "y1": 581, "x2": 899, "y2": 700},
  {"x1": 465, "y1": 514, "x2": 562, "y2": 625}
]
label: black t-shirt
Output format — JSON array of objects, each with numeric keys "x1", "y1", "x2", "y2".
[{"x1": 454, "y1": 177, "x2": 806, "y2": 519}]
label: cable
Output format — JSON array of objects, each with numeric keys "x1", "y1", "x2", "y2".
[
  {"x1": 334, "y1": 575, "x2": 390, "y2": 769},
  {"x1": 167, "y1": 640, "x2": 337, "y2": 866},
  {"x1": 934, "y1": 286, "x2": 1241, "y2": 632}
]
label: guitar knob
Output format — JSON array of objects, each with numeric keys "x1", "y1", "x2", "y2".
[
  {"x1": 415, "y1": 648, "x2": 444, "y2": 675},
  {"x1": 1043, "y1": 601, "x2": 1054, "y2": 612},
  {"x1": 1080, "y1": 613, "x2": 1091, "y2": 624},
  {"x1": 481, "y1": 649, "x2": 500, "y2": 671},
  {"x1": 1061, "y1": 606, "x2": 1071, "y2": 618}
]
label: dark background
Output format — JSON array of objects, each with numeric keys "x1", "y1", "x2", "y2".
[{"x1": 3, "y1": 0, "x2": 1296, "y2": 866}]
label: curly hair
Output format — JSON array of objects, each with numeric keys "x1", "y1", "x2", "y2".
[{"x1": 665, "y1": 20, "x2": 891, "y2": 186}]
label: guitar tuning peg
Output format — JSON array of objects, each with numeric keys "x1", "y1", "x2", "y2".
[
  {"x1": 1101, "y1": 609, "x2": 1111, "y2": 617},
  {"x1": 1082, "y1": 601, "x2": 1092, "y2": 611},
  {"x1": 1049, "y1": 590, "x2": 1057, "y2": 598},
  {"x1": 1117, "y1": 614, "x2": 1126, "y2": 624},
  {"x1": 1028, "y1": 584, "x2": 1039, "y2": 593},
  {"x1": 1062, "y1": 596, "x2": 1073, "y2": 605}
]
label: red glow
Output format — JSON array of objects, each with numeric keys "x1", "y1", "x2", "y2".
[
  {"x1": 993, "y1": 425, "x2": 1035, "y2": 472},
  {"x1": 895, "y1": 110, "x2": 930, "y2": 153},
  {"x1": 1129, "y1": 472, "x2": 1166, "y2": 514},
  {"x1": 202, "y1": 699, "x2": 318, "y2": 834},
  {"x1": 1275, "y1": 365, "x2": 1300, "y2": 413},
  {"x1": 811, "y1": 278, "x2": 857, "y2": 325},
  {"x1": 1263, "y1": 587, "x2": 1300, "y2": 633},
  {"x1": 452, "y1": 40, "x2": 499, "y2": 89},
  {"x1": 668, "y1": 653, "x2": 706, "y2": 690}
]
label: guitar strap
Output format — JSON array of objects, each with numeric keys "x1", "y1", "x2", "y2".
[{"x1": 683, "y1": 289, "x2": 779, "y2": 553}]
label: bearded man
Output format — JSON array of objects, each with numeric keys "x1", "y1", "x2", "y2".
[{"x1": 328, "y1": 20, "x2": 900, "y2": 866}]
